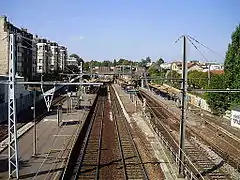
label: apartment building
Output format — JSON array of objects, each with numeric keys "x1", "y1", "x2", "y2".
[
  {"x1": 36, "y1": 38, "x2": 68, "y2": 73},
  {"x1": 66, "y1": 56, "x2": 78, "y2": 66},
  {"x1": 49, "y1": 42, "x2": 59, "y2": 71},
  {"x1": 0, "y1": 16, "x2": 35, "y2": 80},
  {"x1": 59, "y1": 46, "x2": 68, "y2": 71},
  {"x1": 36, "y1": 37, "x2": 50, "y2": 73}
]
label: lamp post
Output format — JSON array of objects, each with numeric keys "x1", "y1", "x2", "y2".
[
  {"x1": 28, "y1": 87, "x2": 41, "y2": 156},
  {"x1": 31, "y1": 89, "x2": 37, "y2": 156}
]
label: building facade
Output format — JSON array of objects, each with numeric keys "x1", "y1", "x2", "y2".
[
  {"x1": 59, "y1": 46, "x2": 68, "y2": 71},
  {"x1": 49, "y1": 42, "x2": 59, "y2": 71},
  {"x1": 36, "y1": 37, "x2": 50, "y2": 74},
  {"x1": 0, "y1": 16, "x2": 35, "y2": 80},
  {"x1": 66, "y1": 56, "x2": 78, "y2": 66},
  {"x1": 36, "y1": 38, "x2": 68, "y2": 73}
]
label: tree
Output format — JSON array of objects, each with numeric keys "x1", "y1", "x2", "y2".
[
  {"x1": 157, "y1": 58, "x2": 164, "y2": 65},
  {"x1": 69, "y1": 53, "x2": 84, "y2": 66},
  {"x1": 205, "y1": 74, "x2": 230, "y2": 115},
  {"x1": 83, "y1": 61, "x2": 90, "y2": 71},
  {"x1": 223, "y1": 24, "x2": 240, "y2": 107},
  {"x1": 69, "y1": 53, "x2": 80, "y2": 59},
  {"x1": 166, "y1": 70, "x2": 181, "y2": 88},
  {"x1": 113, "y1": 59, "x2": 117, "y2": 66},
  {"x1": 139, "y1": 59, "x2": 148, "y2": 67},
  {"x1": 156, "y1": 58, "x2": 165, "y2": 71},
  {"x1": 205, "y1": 24, "x2": 240, "y2": 114},
  {"x1": 64, "y1": 65, "x2": 80, "y2": 73},
  {"x1": 224, "y1": 25, "x2": 240, "y2": 89},
  {"x1": 146, "y1": 56, "x2": 151, "y2": 63},
  {"x1": 188, "y1": 71, "x2": 208, "y2": 89}
]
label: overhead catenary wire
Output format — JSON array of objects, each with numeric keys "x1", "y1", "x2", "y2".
[
  {"x1": 186, "y1": 36, "x2": 209, "y2": 62},
  {"x1": 187, "y1": 35, "x2": 225, "y2": 60}
]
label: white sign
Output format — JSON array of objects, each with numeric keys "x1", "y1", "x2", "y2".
[{"x1": 231, "y1": 110, "x2": 240, "y2": 129}]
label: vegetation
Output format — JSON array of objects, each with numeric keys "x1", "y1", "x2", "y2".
[
  {"x1": 188, "y1": 71, "x2": 208, "y2": 89},
  {"x1": 205, "y1": 24, "x2": 240, "y2": 115}
]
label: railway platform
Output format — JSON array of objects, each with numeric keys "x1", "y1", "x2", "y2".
[
  {"x1": 112, "y1": 84, "x2": 185, "y2": 180},
  {"x1": 0, "y1": 93, "x2": 96, "y2": 180}
]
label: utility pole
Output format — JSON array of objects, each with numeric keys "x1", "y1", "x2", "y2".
[
  {"x1": 208, "y1": 64, "x2": 211, "y2": 86},
  {"x1": 8, "y1": 33, "x2": 19, "y2": 179},
  {"x1": 90, "y1": 60, "x2": 93, "y2": 79},
  {"x1": 179, "y1": 35, "x2": 187, "y2": 176}
]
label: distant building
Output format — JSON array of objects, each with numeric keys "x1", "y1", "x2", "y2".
[
  {"x1": 59, "y1": 46, "x2": 68, "y2": 71},
  {"x1": 36, "y1": 37, "x2": 50, "y2": 74},
  {"x1": 187, "y1": 62, "x2": 203, "y2": 72},
  {"x1": 171, "y1": 61, "x2": 182, "y2": 73},
  {"x1": 160, "y1": 63, "x2": 171, "y2": 70},
  {"x1": 0, "y1": 16, "x2": 35, "y2": 81},
  {"x1": 66, "y1": 56, "x2": 78, "y2": 66},
  {"x1": 202, "y1": 63, "x2": 224, "y2": 72},
  {"x1": 49, "y1": 42, "x2": 59, "y2": 71}
]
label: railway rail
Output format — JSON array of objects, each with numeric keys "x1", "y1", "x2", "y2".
[
  {"x1": 70, "y1": 85, "x2": 148, "y2": 180},
  {"x1": 110, "y1": 86, "x2": 149, "y2": 180},
  {"x1": 73, "y1": 87, "x2": 106, "y2": 179},
  {"x1": 138, "y1": 89, "x2": 231, "y2": 180},
  {"x1": 145, "y1": 88, "x2": 240, "y2": 174}
]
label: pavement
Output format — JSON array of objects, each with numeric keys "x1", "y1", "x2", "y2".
[
  {"x1": 112, "y1": 84, "x2": 185, "y2": 180},
  {"x1": 0, "y1": 93, "x2": 96, "y2": 180}
]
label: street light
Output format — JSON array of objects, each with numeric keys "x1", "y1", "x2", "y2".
[
  {"x1": 30, "y1": 91, "x2": 36, "y2": 156},
  {"x1": 28, "y1": 87, "x2": 41, "y2": 157}
]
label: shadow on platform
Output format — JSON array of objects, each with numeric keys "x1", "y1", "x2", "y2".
[
  {"x1": 61, "y1": 121, "x2": 80, "y2": 126},
  {"x1": 19, "y1": 167, "x2": 64, "y2": 179}
]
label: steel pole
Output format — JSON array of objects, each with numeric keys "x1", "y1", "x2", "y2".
[
  {"x1": 33, "y1": 90, "x2": 36, "y2": 156},
  {"x1": 179, "y1": 35, "x2": 187, "y2": 176},
  {"x1": 8, "y1": 33, "x2": 19, "y2": 179}
]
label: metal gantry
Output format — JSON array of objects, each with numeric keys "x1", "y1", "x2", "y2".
[
  {"x1": 6, "y1": 33, "x2": 103, "y2": 179},
  {"x1": 8, "y1": 33, "x2": 19, "y2": 179}
]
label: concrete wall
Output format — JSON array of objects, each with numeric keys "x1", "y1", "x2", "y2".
[{"x1": 0, "y1": 17, "x2": 9, "y2": 75}]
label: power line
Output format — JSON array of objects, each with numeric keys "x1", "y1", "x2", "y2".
[
  {"x1": 186, "y1": 36, "x2": 209, "y2": 62},
  {"x1": 174, "y1": 35, "x2": 184, "y2": 44},
  {"x1": 187, "y1": 35, "x2": 225, "y2": 60}
]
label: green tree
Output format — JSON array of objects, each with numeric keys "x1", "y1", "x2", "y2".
[
  {"x1": 157, "y1": 58, "x2": 164, "y2": 65},
  {"x1": 139, "y1": 59, "x2": 148, "y2": 67},
  {"x1": 69, "y1": 53, "x2": 84, "y2": 66},
  {"x1": 224, "y1": 25, "x2": 240, "y2": 93},
  {"x1": 113, "y1": 59, "x2": 117, "y2": 66},
  {"x1": 83, "y1": 61, "x2": 90, "y2": 71},
  {"x1": 205, "y1": 74, "x2": 229, "y2": 115},
  {"x1": 69, "y1": 53, "x2": 80, "y2": 59},
  {"x1": 205, "y1": 24, "x2": 240, "y2": 114},
  {"x1": 64, "y1": 65, "x2": 80, "y2": 73},
  {"x1": 146, "y1": 56, "x2": 151, "y2": 63},
  {"x1": 156, "y1": 58, "x2": 165, "y2": 71},
  {"x1": 188, "y1": 71, "x2": 208, "y2": 89},
  {"x1": 166, "y1": 70, "x2": 181, "y2": 88}
]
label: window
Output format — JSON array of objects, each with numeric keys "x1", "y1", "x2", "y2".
[
  {"x1": 39, "y1": 66, "x2": 42, "y2": 70},
  {"x1": 39, "y1": 59, "x2": 42, "y2": 63},
  {"x1": 39, "y1": 45, "x2": 43, "y2": 51}
]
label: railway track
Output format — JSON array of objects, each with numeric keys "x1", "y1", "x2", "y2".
[
  {"x1": 138, "y1": 89, "x2": 231, "y2": 180},
  {"x1": 110, "y1": 86, "x2": 149, "y2": 180},
  {"x1": 147, "y1": 88, "x2": 240, "y2": 174},
  {"x1": 71, "y1": 86, "x2": 148, "y2": 180},
  {"x1": 74, "y1": 87, "x2": 106, "y2": 179}
]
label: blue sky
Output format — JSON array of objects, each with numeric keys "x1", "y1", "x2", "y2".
[{"x1": 1, "y1": 0, "x2": 239, "y2": 62}]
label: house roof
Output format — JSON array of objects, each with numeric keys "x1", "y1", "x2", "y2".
[{"x1": 210, "y1": 70, "x2": 224, "y2": 74}]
